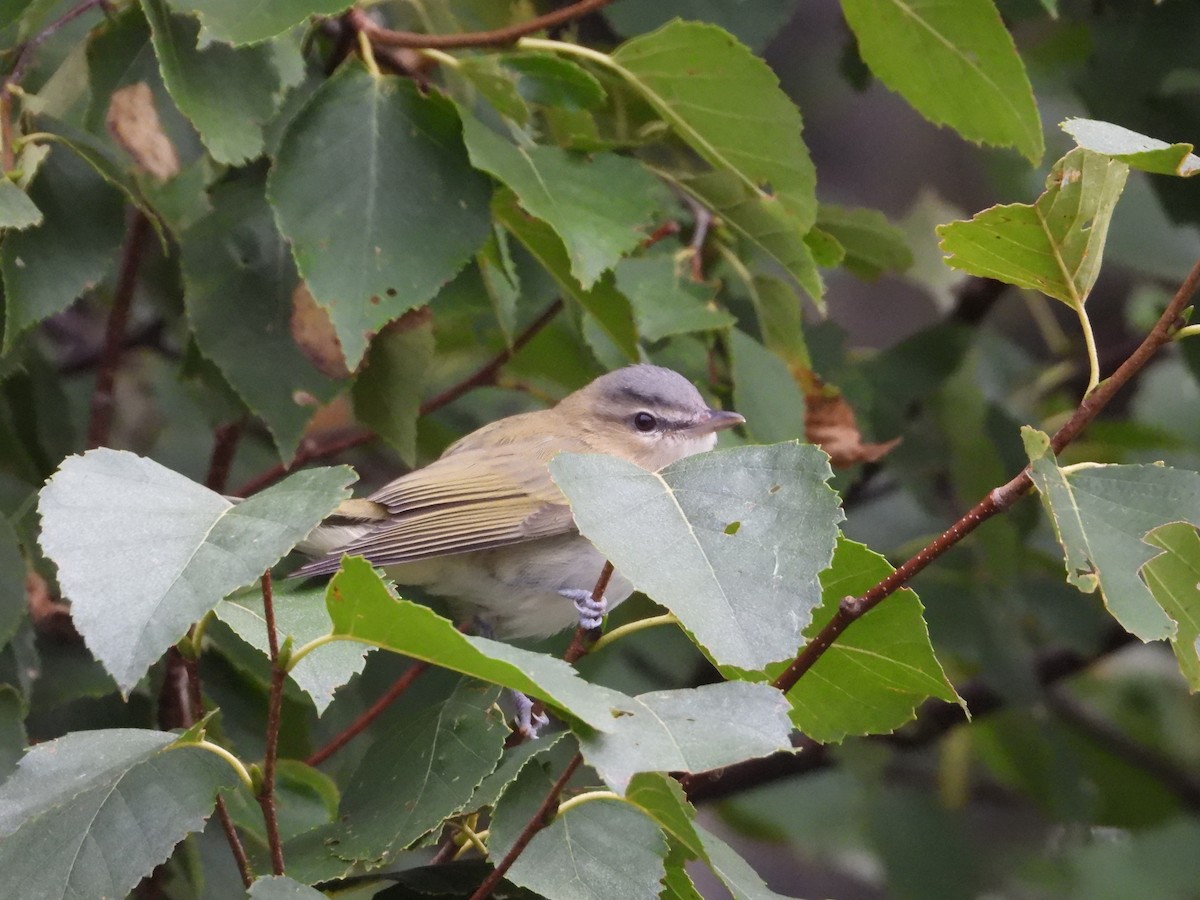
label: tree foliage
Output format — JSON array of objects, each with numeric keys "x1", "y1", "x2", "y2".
[{"x1": 1, "y1": 1, "x2": 1200, "y2": 898}]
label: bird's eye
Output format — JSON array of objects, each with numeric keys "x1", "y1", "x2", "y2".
[{"x1": 633, "y1": 411, "x2": 657, "y2": 432}]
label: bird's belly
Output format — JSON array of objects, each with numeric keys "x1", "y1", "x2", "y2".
[{"x1": 384, "y1": 534, "x2": 633, "y2": 639}]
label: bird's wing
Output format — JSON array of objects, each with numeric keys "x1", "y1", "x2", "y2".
[{"x1": 293, "y1": 437, "x2": 583, "y2": 576}]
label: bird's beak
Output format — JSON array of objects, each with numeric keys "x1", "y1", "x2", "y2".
[{"x1": 689, "y1": 408, "x2": 746, "y2": 435}]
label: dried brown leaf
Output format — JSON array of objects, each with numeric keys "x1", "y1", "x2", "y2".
[{"x1": 106, "y1": 83, "x2": 180, "y2": 182}]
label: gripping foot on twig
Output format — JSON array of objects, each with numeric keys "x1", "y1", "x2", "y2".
[
  {"x1": 510, "y1": 689, "x2": 549, "y2": 739},
  {"x1": 558, "y1": 588, "x2": 607, "y2": 631}
]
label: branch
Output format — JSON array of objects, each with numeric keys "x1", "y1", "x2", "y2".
[
  {"x1": 684, "y1": 625, "x2": 1137, "y2": 803},
  {"x1": 204, "y1": 420, "x2": 245, "y2": 493},
  {"x1": 469, "y1": 752, "x2": 583, "y2": 900},
  {"x1": 350, "y1": 0, "x2": 615, "y2": 51},
  {"x1": 768, "y1": 257, "x2": 1200, "y2": 698},
  {"x1": 86, "y1": 211, "x2": 150, "y2": 449},
  {"x1": 305, "y1": 660, "x2": 429, "y2": 767},
  {"x1": 233, "y1": 299, "x2": 564, "y2": 497},
  {"x1": 258, "y1": 571, "x2": 286, "y2": 875}
]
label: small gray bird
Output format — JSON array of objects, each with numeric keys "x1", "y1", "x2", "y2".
[{"x1": 294, "y1": 365, "x2": 744, "y2": 639}]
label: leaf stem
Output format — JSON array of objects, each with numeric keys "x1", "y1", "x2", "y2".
[
  {"x1": 193, "y1": 740, "x2": 256, "y2": 792},
  {"x1": 285, "y1": 633, "x2": 336, "y2": 670},
  {"x1": 589, "y1": 613, "x2": 679, "y2": 653},
  {"x1": 554, "y1": 790, "x2": 620, "y2": 816},
  {"x1": 452, "y1": 823, "x2": 490, "y2": 860},
  {"x1": 1073, "y1": 302, "x2": 1101, "y2": 395},
  {"x1": 1174, "y1": 323, "x2": 1200, "y2": 340},
  {"x1": 258, "y1": 570, "x2": 286, "y2": 876},
  {"x1": 469, "y1": 752, "x2": 582, "y2": 900}
]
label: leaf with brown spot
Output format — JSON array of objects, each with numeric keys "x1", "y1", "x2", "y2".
[
  {"x1": 106, "y1": 82, "x2": 180, "y2": 182},
  {"x1": 292, "y1": 282, "x2": 351, "y2": 379}
]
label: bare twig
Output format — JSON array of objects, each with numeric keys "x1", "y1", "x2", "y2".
[
  {"x1": 86, "y1": 211, "x2": 150, "y2": 449},
  {"x1": 767, "y1": 257, "x2": 1200, "y2": 698},
  {"x1": 305, "y1": 661, "x2": 429, "y2": 767},
  {"x1": 469, "y1": 753, "x2": 583, "y2": 900},
  {"x1": 562, "y1": 561, "x2": 614, "y2": 665},
  {"x1": 258, "y1": 570, "x2": 286, "y2": 875},
  {"x1": 4, "y1": 0, "x2": 108, "y2": 89},
  {"x1": 350, "y1": 0, "x2": 615, "y2": 51},
  {"x1": 233, "y1": 298, "x2": 564, "y2": 497}
]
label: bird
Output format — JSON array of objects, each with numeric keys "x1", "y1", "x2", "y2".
[{"x1": 293, "y1": 364, "x2": 744, "y2": 640}]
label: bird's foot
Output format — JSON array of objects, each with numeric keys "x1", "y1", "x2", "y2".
[
  {"x1": 558, "y1": 588, "x2": 607, "y2": 631},
  {"x1": 510, "y1": 689, "x2": 549, "y2": 739}
]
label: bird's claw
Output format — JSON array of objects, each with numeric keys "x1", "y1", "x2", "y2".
[
  {"x1": 558, "y1": 588, "x2": 607, "y2": 630},
  {"x1": 511, "y1": 690, "x2": 549, "y2": 739}
]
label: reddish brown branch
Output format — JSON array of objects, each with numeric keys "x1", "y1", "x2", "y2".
[
  {"x1": 86, "y1": 211, "x2": 149, "y2": 449},
  {"x1": 258, "y1": 571, "x2": 286, "y2": 876},
  {"x1": 306, "y1": 661, "x2": 430, "y2": 767},
  {"x1": 351, "y1": 0, "x2": 614, "y2": 50},
  {"x1": 562, "y1": 561, "x2": 613, "y2": 665},
  {"x1": 768, "y1": 256, "x2": 1200, "y2": 698},
  {"x1": 469, "y1": 752, "x2": 583, "y2": 900},
  {"x1": 233, "y1": 298, "x2": 564, "y2": 497},
  {"x1": 204, "y1": 420, "x2": 245, "y2": 493}
]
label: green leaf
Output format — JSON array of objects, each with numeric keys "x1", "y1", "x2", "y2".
[
  {"x1": 0, "y1": 729, "x2": 237, "y2": 900},
  {"x1": 742, "y1": 274, "x2": 810, "y2": 369},
  {"x1": 579, "y1": 682, "x2": 791, "y2": 792},
  {"x1": 660, "y1": 848, "x2": 705, "y2": 900},
  {"x1": 550, "y1": 443, "x2": 844, "y2": 670},
  {"x1": 142, "y1": 0, "x2": 282, "y2": 165},
  {"x1": 1024, "y1": 427, "x2": 1200, "y2": 641},
  {"x1": 612, "y1": 21, "x2": 817, "y2": 231},
  {"x1": 815, "y1": 204, "x2": 912, "y2": 280},
  {"x1": 695, "y1": 823, "x2": 793, "y2": 899},
  {"x1": 468, "y1": 733, "x2": 566, "y2": 813},
  {"x1": 319, "y1": 558, "x2": 627, "y2": 730},
  {"x1": 352, "y1": 311, "x2": 434, "y2": 467},
  {"x1": 461, "y1": 115, "x2": 666, "y2": 287},
  {"x1": 502, "y1": 53, "x2": 607, "y2": 110},
  {"x1": 1140, "y1": 523, "x2": 1200, "y2": 690},
  {"x1": 615, "y1": 255, "x2": 732, "y2": 341},
  {"x1": 2, "y1": 146, "x2": 125, "y2": 352},
  {"x1": 37, "y1": 450, "x2": 354, "y2": 692},
  {"x1": 937, "y1": 148, "x2": 1128, "y2": 309},
  {"x1": 165, "y1": 0, "x2": 353, "y2": 45},
  {"x1": 494, "y1": 189, "x2": 639, "y2": 361},
  {"x1": 248, "y1": 875, "x2": 328, "y2": 899},
  {"x1": 0, "y1": 686, "x2": 26, "y2": 780},
  {"x1": 728, "y1": 328, "x2": 806, "y2": 445},
  {"x1": 486, "y1": 749, "x2": 559, "y2": 861},
  {"x1": 0, "y1": 180, "x2": 41, "y2": 230},
  {"x1": 840, "y1": 0, "x2": 1044, "y2": 163},
  {"x1": 771, "y1": 538, "x2": 961, "y2": 743},
  {"x1": 0, "y1": 516, "x2": 26, "y2": 652},
  {"x1": 1062, "y1": 118, "x2": 1200, "y2": 177},
  {"x1": 315, "y1": 678, "x2": 507, "y2": 866},
  {"x1": 182, "y1": 172, "x2": 341, "y2": 461},
  {"x1": 671, "y1": 170, "x2": 822, "y2": 305},
  {"x1": 625, "y1": 773, "x2": 704, "y2": 859},
  {"x1": 456, "y1": 57, "x2": 531, "y2": 126},
  {"x1": 269, "y1": 63, "x2": 492, "y2": 369},
  {"x1": 506, "y1": 799, "x2": 668, "y2": 900},
  {"x1": 215, "y1": 579, "x2": 371, "y2": 713}
]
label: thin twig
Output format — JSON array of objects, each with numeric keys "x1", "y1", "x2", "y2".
[
  {"x1": 767, "y1": 256, "x2": 1200, "y2": 698},
  {"x1": 351, "y1": 0, "x2": 614, "y2": 50},
  {"x1": 306, "y1": 661, "x2": 429, "y2": 767},
  {"x1": 562, "y1": 561, "x2": 614, "y2": 665},
  {"x1": 204, "y1": 420, "x2": 245, "y2": 493},
  {"x1": 4, "y1": 0, "x2": 108, "y2": 88},
  {"x1": 469, "y1": 753, "x2": 583, "y2": 900},
  {"x1": 86, "y1": 211, "x2": 149, "y2": 449},
  {"x1": 233, "y1": 298, "x2": 564, "y2": 497},
  {"x1": 258, "y1": 570, "x2": 286, "y2": 875}
]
